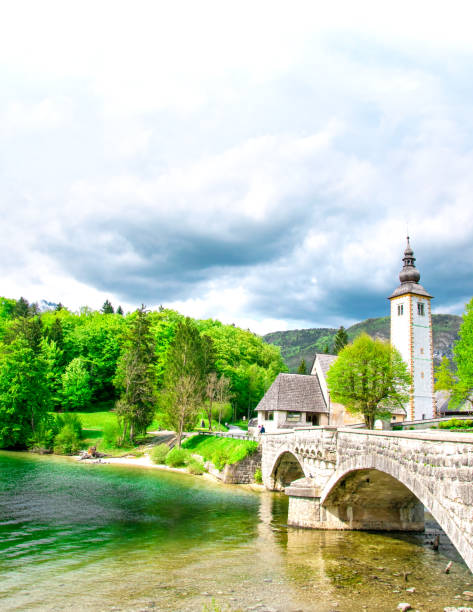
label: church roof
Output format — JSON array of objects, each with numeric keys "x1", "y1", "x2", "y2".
[
  {"x1": 256, "y1": 373, "x2": 328, "y2": 414},
  {"x1": 389, "y1": 282, "x2": 432, "y2": 299}
]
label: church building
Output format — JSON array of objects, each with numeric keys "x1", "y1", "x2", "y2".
[
  {"x1": 255, "y1": 236, "x2": 434, "y2": 430},
  {"x1": 388, "y1": 237, "x2": 436, "y2": 420}
]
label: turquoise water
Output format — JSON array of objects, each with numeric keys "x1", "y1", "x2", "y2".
[{"x1": 0, "y1": 451, "x2": 471, "y2": 611}]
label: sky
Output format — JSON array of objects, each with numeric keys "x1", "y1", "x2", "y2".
[{"x1": 2, "y1": 1, "x2": 473, "y2": 334}]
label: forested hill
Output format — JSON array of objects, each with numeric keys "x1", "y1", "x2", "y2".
[{"x1": 264, "y1": 314, "x2": 462, "y2": 372}]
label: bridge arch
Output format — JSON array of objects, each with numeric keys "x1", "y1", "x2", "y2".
[
  {"x1": 269, "y1": 448, "x2": 306, "y2": 491},
  {"x1": 321, "y1": 454, "x2": 470, "y2": 570}
]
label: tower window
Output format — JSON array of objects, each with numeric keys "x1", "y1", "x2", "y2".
[
  {"x1": 417, "y1": 302, "x2": 425, "y2": 316},
  {"x1": 420, "y1": 347, "x2": 424, "y2": 355},
  {"x1": 397, "y1": 304, "x2": 404, "y2": 316}
]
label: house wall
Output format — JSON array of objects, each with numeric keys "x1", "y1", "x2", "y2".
[{"x1": 311, "y1": 358, "x2": 329, "y2": 405}]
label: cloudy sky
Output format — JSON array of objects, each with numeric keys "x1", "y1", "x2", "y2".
[{"x1": 2, "y1": 1, "x2": 473, "y2": 334}]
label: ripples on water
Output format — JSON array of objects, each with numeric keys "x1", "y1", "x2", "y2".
[{"x1": 0, "y1": 451, "x2": 471, "y2": 611}]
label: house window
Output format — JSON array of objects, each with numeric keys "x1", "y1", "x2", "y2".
[
  {"x1": 417, "y1": 302, "x2": 425, "y2": 316},
  {"x1": 266, "y1": 411, "x2": 274, "y2": 421},
  {"x1": 286, "y1": 412, "x2": 301, "y2": 423},
  {"x1": 397, "y1": 304, "x2": 404, "y2": 316}
]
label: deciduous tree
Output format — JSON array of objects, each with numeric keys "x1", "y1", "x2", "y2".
[
  {"x1": 61, "y1": 357, "x2": 92, "y2": 411},
  {"x1": 160, "y1": 318, "x2": 208, "y2": 445},
  {"x1": 326, "y1": 333, "x2": 411, "y2": 429},
  {"x1": 452, "y1": 297, "x2": 473, "y2": 408}
]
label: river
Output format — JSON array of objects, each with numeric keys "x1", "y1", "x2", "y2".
[{"x1": 0, "y1": 451, "x2": 471, "y2": 611}]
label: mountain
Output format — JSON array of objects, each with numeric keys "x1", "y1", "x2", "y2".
[
  {"x1": 38, "y1": 300, "x2": 58, "y2": 312},
  {"x1": 263, "y1": 314, "x2": 462, "y2": 372}
]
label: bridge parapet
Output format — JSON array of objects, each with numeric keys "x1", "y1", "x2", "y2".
[{"x1": 261, "y1": 427, "x2": 338, "y2": 490}]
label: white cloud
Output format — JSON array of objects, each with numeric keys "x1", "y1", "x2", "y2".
[{"x1": 1, "y1": 2, "x2": 473, "y2": 330}]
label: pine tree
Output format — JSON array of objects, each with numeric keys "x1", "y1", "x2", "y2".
[
  {"x1": 116, "y1": 305, "x2": 124, "y2": 316},
  {"x1": 101, "y1": 299, "x2": 114, "y2": 314},
  {"x1": 333, "y1": 326, "x2": 349, "y2": 354},
  {"x1": 49, "y1": 317, "x2": 64, "y2": 349},
  {"x1": 13, "y1": 297, "x2": 30, "y2": 318},
  {"x1": 297, "y1": 359, "x2": 307, "y2": 374},
  {"x1": 114, "y1": 306, "x2": 157, "y2": 442}
]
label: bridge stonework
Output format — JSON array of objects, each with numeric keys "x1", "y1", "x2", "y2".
[{"x1": 261, "y1": 427, "x2": 473, "y2": 572}]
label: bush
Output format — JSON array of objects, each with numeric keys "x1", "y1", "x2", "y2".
[
  {"x1": 211, "y1": 448, "x2": 231, "y2": 470},
  {"x1": 438, "y1": 418, "x2": 473, "y2": 430},
  {"x1": 253, "y1": 468, "x2": 262, "y2": 484},
  {"x1": 53, "y1": 425, "x2": 81, "y2": 455},
  {"x1": 28, "y1": 414, "x2": 61, "y2": 452},
  {"x1": 165, "y1": 447, "x2": 190, "y2": 467},
  {"x1": 151, "y1": 443, "x2": 169, "y2": 464},
  {"x1": 56, "y1": 413, "x2": 83, "y2": 439},
  {"x1": 102, "y1": 422, "x2": 121, "y2": 448},
  {"x1": 187, "y1": 458, "x2": 205, "y2": 475}
]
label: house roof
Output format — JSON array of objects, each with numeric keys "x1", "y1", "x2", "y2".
[
  {"x1": 256, "y1": 373, "x2": 328, "y2": 414},
  {"x1": 314, "y1": 353, "x2": 337, "y2": 378}
]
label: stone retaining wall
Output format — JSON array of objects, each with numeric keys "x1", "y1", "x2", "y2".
[{"x1": 205, "y1": 449, "x2": 262, "y2": 484}]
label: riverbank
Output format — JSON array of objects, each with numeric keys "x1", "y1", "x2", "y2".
[{"x1": 77, "y1": 451, "x2": 265, "y2": 491}]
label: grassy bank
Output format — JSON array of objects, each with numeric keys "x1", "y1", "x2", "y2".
[{"x1": 182, "y1": 434, "x2": 258, "y2": 469}]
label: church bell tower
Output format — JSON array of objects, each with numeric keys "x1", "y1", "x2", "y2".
[{"x1": 388, "y1": 238, "x2": 436, "y2": 421}]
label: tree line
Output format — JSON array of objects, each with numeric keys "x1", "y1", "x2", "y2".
[{"x1": 0, "y1": 297, "x2": 286, "y2": 449}]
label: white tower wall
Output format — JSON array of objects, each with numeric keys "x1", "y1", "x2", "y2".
[{"x1": 389, "y1": 239, "x2": 436, "y2": 421}]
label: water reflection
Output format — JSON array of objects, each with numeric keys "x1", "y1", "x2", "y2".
[{"x1": 0, "y1": 451, "x2": 471, "y2": 612}]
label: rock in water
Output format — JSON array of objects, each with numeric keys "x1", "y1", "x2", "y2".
[{"x1": 397, "y1": 604, "x2": 412, "y2": 611}]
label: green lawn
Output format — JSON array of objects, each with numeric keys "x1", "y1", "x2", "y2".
[{"x1": 182, "y1": 434, "x2": 258, "y2": 466}]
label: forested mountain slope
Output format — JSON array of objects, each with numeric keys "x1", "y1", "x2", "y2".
[{"x1": 264, "y1": 314, "x2": 462, "y2": 372}]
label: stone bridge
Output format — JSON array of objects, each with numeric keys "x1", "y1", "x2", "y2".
[{"x1": 261, "y1": 427, "x2": 473, "y2": 572}]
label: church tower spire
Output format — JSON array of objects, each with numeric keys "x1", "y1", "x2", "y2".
[
  {"x1": 388, "y1": 237, "x2": 436, "y2": 421},
  {"x1": 399, "y1": 236, "x2": 421, "y2": 284}
]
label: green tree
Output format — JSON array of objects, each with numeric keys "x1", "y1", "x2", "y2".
[
  {"x1": 333, "y1": 326, "x2": 349, "y2": 354},
  {"x1": 434, "y1": 356, "x2": 456, "y2": 392},
  {"x1": 160, "y1": 318, "x2": 207, "y2": 446},
  {"x1": 116, "y1": 305, "x2": 124, "y2": 316},
  {"x1": 13, "y1": 296, "x2": 30, "y2": 318},
  {"x1": 297, "y1": 358, "x2": 307, "y2": 374},
  {"x1": 452, "y1": 297, "x2": 473, "y2": 408},
  {"x1": 61, "y1": 357, "x2": 92, "y2": 411},
  {"x1": 326, "y1": 333, "x2": 411, "y2": 429},
  {"x1": 0, "y1": 319, "x2": 51, "y2": 448},
  {"x1": 114, "y1": 306, "x2": 157, "y2": 442},
  {"x1": 101, "y1": 299, "x2": 114, "y2": 314},
  {"x1": 42, "y1": 338, "x2": 64, "y2": 407},
  {"x1": 49, "y1": 317, "x2": 64, "y2": 349},
  {"x1": 68, "y1": 311, "x2": 125, "y2": 400}
]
